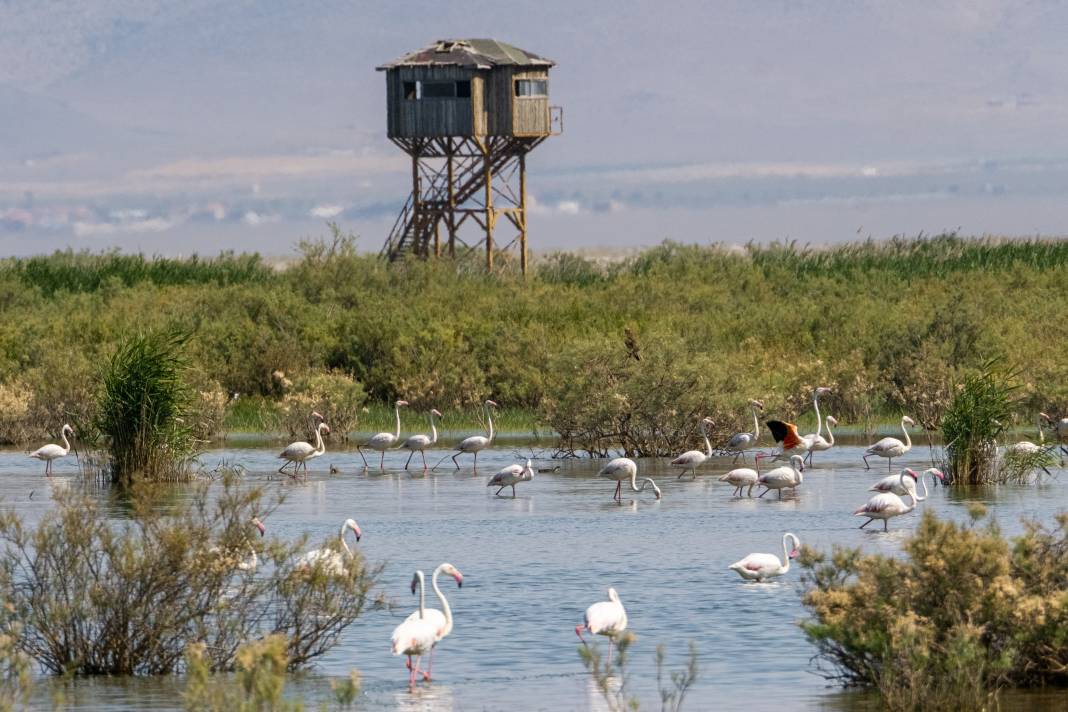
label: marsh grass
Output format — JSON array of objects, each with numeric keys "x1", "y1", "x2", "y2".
[
  {"x1": 800, "y1": 506, "x2": 1068, "y2": 710},
  {"x1": 579, "y1": 633, "x2": 699, "y2": 712},
  {"x1": 94, "y1": 329, "x2": 198, "y2": 485}
]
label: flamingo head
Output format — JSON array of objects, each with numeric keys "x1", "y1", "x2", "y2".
[
  {"x1": 311, "y1": 411, "x2": 324, "y2": 422},
  {"x1": 396, "y1": 400, "x2": 409, "y2": 407},
  {"x1": 789, "y1": 547, "x2": 800, "y2": 559},
  {"x1": 345, "y1": 518, "x2": 361, "y2": 541},
  {"x1": 62, "y1": 424, "x2": 75, "y2": 437},
  {"x1": 409, "y1": 571, "x2": 421, "y2": 595},
  {"x1": 791, "y1": 455, "x2": 806, "y2": 472},
  {"x1": 319, "y1": 423, "x2": 332, "y2": 435},
  {"x1": 252, "y1": 517, "x2": 265, "y2": 537},
  {"x1": 815, "y1": 387, "x2": 832, "y2": 397},
  {"x1": 749, "y1": 399, "x2": 765, "y2": 410},
  {"x1": 702, "y1": 417, "x2": 715, "y2": 426},
  {"x1": 650, "y1": 480, "x2": 662, "y2": 500},
  {"x1": 925, "y1": 468, "x2": 946, "y2": 483},
  {"x1": 903, "y1": 468, "x2": 919, "y2": 480},
  {"x1": 440, "y1": 563, "x2": 463, "y2": 587},
  {"x1": 903, "y1": 416, "x2": 916, "y2": 427},
  {"x1": 431, "y1": 409, "x2": 443, "y2": 418},
  {"x1": 485, "y1": 399, "x2": 499, "y2": 408},
  {"x1": 826, "y1": 416, "x2": 838, "y2": 426}
]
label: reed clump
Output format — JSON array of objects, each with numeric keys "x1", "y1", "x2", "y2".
[
  {"x1": 800, "y1": 507, "x2": 1068, "y2": 710},
  {"x1": 579, "y1": 633, "x2": 698, "y2": 712},
  {"x1": 0, "y1": 476, "x2": 380, "y2": 677}
]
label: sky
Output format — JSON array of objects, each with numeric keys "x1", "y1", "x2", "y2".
[{"x1": 3, "y1": 0, "x2": 1068, "y2": 255}]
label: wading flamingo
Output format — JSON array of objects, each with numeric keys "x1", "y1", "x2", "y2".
[
  {"x1": 728, "y1": 532, "x2": 801, "y2": 582},
  {"x1": 402, "y1": 563, "x2": 463, "y2": 681},
  {"x1": 766, "y1": 420, "x2": 812, "y2": 462},
  {"x1": 726, "y1": 400, "x2": 764, "y2": 462},
  {"x1": 1041, "y1": 412, "x2": 1068, "y2": 456},
  {"x1": 854, "y1": 469, "x2": 925, "y2": 531},
  {"x1": 863, "y1": 416, "x2": 915, "y2": 471},
  {"x1": 870, "y1": 467, "x2": 944, "y2": 495},
  {"x1": 359, "y1": 400, "x2": 408, "y2": 469},
  {"x1": 598, "y1": 458, "x2": 661, "y2": 502},
  {"x1": 29, "y1": 424, "x2": 75, "y2": 476},
  {"x1": 445, "y1": 399, "x2": 497, "y2": 470},
  {"x1": 804, "y1": 405, "x2": 837, "y2": 466},
  {"x1": 799, "y1": 387, "x2": 832, "y2": 458},
  {"x1": 756, "y1": 454, "x2": 804, "y2": 499},
  {"x1": 575, "y1": 587, "x2": 627, "y2": 660},
  {"x1": 391, "y1": 571, "x2": 438, "y2": 687},
  {"x1": 671, "y1": 417, "x2": 714, "y2": 479},
  {"x1": 487, "y1": 459, "x2": 534, "y2": 497},
  {"x1": 719, "y1": 453, "x2": 762, "y2": 497},
  {"x1": 296, "y1": 518, "x2": 361, "y2": 575},
  {"x1": 278, "y1": 417, "x2": 329, "y2": 476},
  {"x1": 400, "y1": 408, "x2": 442, "y2": 470},
  {"x1": 209, "y1": 517, "x2": 266, "y2": 572}
]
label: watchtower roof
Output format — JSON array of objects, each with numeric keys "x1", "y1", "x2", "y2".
[{"x1": 376, "y1": 39, "x2": 554, "y2": 71}]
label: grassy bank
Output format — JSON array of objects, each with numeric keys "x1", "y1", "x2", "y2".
[{"x1": 0, "y1": 232, "x2": 1065, "y2": 446}]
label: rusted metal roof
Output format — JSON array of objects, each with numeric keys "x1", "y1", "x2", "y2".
[{"x1": 376, "y1": 39, "x2": 554, "y2": 70}]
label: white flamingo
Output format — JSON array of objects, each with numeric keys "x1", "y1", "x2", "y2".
[
  {"x1": 210, "y1": 517, "x2": 265, "y2": 572},
  {"x1": 296, "y1": 518, "x2": 362, "y2": 575},
  {"x1": 487, "y1": 459, "x2": 534, "y2": 497},
  {"x1": 1041, "y1": 412, "x2": 1068, "y2": 456},
  {"x1": 598, "y1": 458, "x2": 661, "y2": 502},
  {"x1": 756, "y1": 454, "x2": 805, "y2": 499},
  {"x1": 719, "y1": 455, "x2": 761, "y2": 497},
  {"x1": 391, "y1": 571, "x2": 439, "y2": 687},
  {"x1": 29, "y1": 424, "x2": 75, "y2": 477},
  {"x1": 728, "y1": 532, "x2": 801, "y2": 582},
  {"x1": 999, "y1": 417, "x2": 1054, "y2": 475},
  {"x1": 870, "y1": 467, "x2": 944, "y2": 495},
  {"x1": 575, "y1": 587, "x2": 628, "y2": 659},
  {"x1": 854, "y1": 469, "x2": 925, "y2": 531},
  {"x1": 400, "y1": 408, "x2": 442, "y2": 470},
  {"x1": 402, "y1": 563, "x2": 463, "y2": 681},
  {"x1": 670, "y1": 417, "x2": 714, "y2": 479},
  {"x1": 726, "y1": 400, "x2": 764, "y2": 462},
  {"x1": 804, "y1": 411, "x2": 837, "y2": 466},
  {"x1": 277, "y1": 418, "x2": 329, "y2": 476},
  {"x1": 863, "y1": 416, "x2": 914, "y2": 471},
  {"x1": 799, "y1": 387, "x2": 832, "y2": 454},
  {"x1": 446, "y1": 399, "x2": 498, "y2": 469},
  {"x1": 359, "y1": 400, "x2": 408, "y2": 469}
]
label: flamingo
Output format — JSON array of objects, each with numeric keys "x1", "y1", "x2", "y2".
[
  {"x1": 766, "y1": 420, "x2": 811, "y2": 462},
  {"x1": 447, "y1": 399, "x2": 498, "y2": 469},
  {"x1": 402, "y1": 563, "x2": 463, "y2": 681},
  {"x1": 29, "y1": 424, "x2": 75, "y2": 476},
  {"x1": 487, "y1": 459, "x2": 534, "y2": 497},
  {"x1": 855, "y1": 468, "x2": 926, "y2": 531},
  {"x1": 719, "y1": 455, "x2": 761, "y2": 497},
  {"x1": 598, "y1": 458, "x2": 661, "y2": 502},
  {"x1": 725, "y1": 400, "x2": 764, "y2": 462},
  {"x1": 799, "y1": 387, "x2": 832, "y2": 453},
  {"x1": 804, "y1": 414, "x2": 838, "y2": 465},
  {"x1": 1000, "y1": 416, "x2": 1055, "y2": 475},
  {"x1": 400, "y1": 408, "x2": 442, "y2": 470},
  {"x1": 277, "y1": 417, "x2": 329, "y2": 476},
  {"x1": 670, "y1": 417, "x2": 714, "y2": 479},
  {"x1": 863, "y1": 416, "x2": 915, "y2": 471},
  {"x1": 728, "y1": 532, "x2": 801, "y2": 582},
  {"x1": 359, "y1": 400, "x2": 408, "y2": 469},
  {"x1": 756, "y1": 454, "x2": 804, "y2": 499},
  {"x1": 870, "y1": 467, "x2": 944, "y2": 496},
  {"x1": 1040, "y1": 412, "x2": 1068, "y2": 456},
  {"x1": 210, "y1": 517, "x2": 266, "y2": 572},
  {"x1": 391, "y1": 571, "x2": 439, "y2": 687},
  {"x1": 296, "y1": 518, "x2": 362, "y2": 575},
  {"x1": 575, "y1": 587, "x2": 628, "y2": 660}
]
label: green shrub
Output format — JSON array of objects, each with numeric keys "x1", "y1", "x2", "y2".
[
  {"x1": 579, "y1": 633, "x2": 698, "y2": 712},
  {"x1": 279, "y1": 370, "x2": 366, "y2": 439},
  {"x1": 941, "y1": 361, "x2": 1016, "y2": 484},
  {"x1": 800, "y1": 508, "x2": 1068, "y2": 710}
]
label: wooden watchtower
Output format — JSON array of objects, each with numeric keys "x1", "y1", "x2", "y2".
[{"x1": 377, "y1": 39, "x2": 561, "y2": 272}]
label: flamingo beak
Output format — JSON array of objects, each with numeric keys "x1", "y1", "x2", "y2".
[
  {"x1": 487, "y1": 400, "x2": 499, "y2": 407},
  {"x1": 410, "y1": 580, "x2": 417, "y2": 595},
  {"x1": 453, "y1": 573, "x2": 463, "y2": 588},
  {"x1": 790, "y1": 549, "x2": 800, "y2": 559},
  {"x1": 254, "y1": 519, "x2": 265, "y2": 537},
  {"x1": 351, "y1": 524, "x2": 362, "y2": 541}
]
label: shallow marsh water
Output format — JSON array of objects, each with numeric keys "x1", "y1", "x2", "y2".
[{"x1": 3, "y1": 438, "x2": 1068, "y2": 711}]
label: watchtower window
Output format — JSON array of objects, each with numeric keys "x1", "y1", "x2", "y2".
[
  {"x1": 514, "y1": 79, "x2": 548, "y2": 97},
  {"x1": 421, "y1": 81, "x2": 458, "y2": 99},
  {"x1": 403, "y1": 81, "x2": 417, "y2": 100},
  {"x1": 456, "y1": 80, "x2": 471, "y2": 98}
]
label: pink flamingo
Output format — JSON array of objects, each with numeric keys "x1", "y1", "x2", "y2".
[
  {"x1": 575, "y1": 587, "x2": 627, "y2": 660},
  {"x1": 359, "y1": 400, "x2": 408, "y2": 469}
]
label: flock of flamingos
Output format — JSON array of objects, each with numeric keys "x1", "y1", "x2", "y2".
[{"x1": 24, "y1": 391, "x2": 1068, "y2": 687}]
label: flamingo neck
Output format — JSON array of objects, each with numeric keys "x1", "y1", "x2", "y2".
[
  {"x1": 780, "y1": 534, "x2": 791, "y2": 571},
  {"x1": 393, "y1": 403, "x2": 402, "y2": 440},
  {"x1": 1036, "y1": 415, "x2": 1045, "y2": 445},
  {"x1": 825, "y1": 420, "x2": 835, "y2": 446},
  {"x1": 485, "y1": 404, "x2": 495, "y2": 442},
  {"x1": 314, "y1": 425, "x2": 326, "y2": 455},
  {"x1": 417, "y1": 571, "x2": 426, "y2": 619},
  {"x1": 900, "y1": 418, "x2": 912, "y2": 450},
  {"x1": 60, "y1": 428, "x2": 71, "y2": 455},
  {"x1": 813, "y1": 395, "x2": 824, "y2": 437},
  {"x1": 429, "y1": 413, "x2": 438, "y2": 445},
  {"x1": 431, "y1": 565, "x2": 453, "y2": 635},
  {"x1": 751, "y1": 407, "x2": 760, "y2": 441},
  {"x1": 339, "y1": 523, "x2": 352, "y2": 558},
  {"x1": 701, "y1": 421, "x2": 712, "y2": 457},
  {"x1": 915, "y1": 473, "x2": 929, "y2": 502}
]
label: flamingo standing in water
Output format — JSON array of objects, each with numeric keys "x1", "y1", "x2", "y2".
[
  {"x1": 446, "y1": 399, "x2": 497, "y2": 470},
  {"x1": 391, "y1": 571, "x2": 438, "y2": 687},
  {"x1": 575, "y1": 587, "x2": 628, "y2": 660},
  {"x1": 756, "y1": 454, "x2": 804, "y2": 499},
  {"x1": 487, "y1": 459, "x2": 534, "y2": 497},
  {"x1": 598, "y1": 458, "x2": 661, "y2": 502},
  {"x1": 799, "y1": 387, "x2": 832, "y2": 457},
  {"x1": 863, "y1": 416, "x2": 915, "y2": 471},
  {"x1": 402, "y1": 563, "x2": 463, "y2": 681},
  {"x1": 1041, "y1": 412, "x2": 1068, "y2": 456},
  {"x1": 870, "y1": 467, "x2": 944, "y2": 495},
  {"x1": 726, "y1": 400, "x2": 764, "y2": 462},
  {"x1": 296, "y1": 518, "x2": 362, "y2": 575},
  {"x1": 719, "y1": 455, "x2": 761, "y2": 497},
  {"x1": 359, "y1": 400, "x2": 408, "y2": 469},
  {"x1": 400, "y1": 408, "x2": 442, "y2": 470},
  {"x1": 854, "y1": 469, "x2": 925, "y2": 531},
  {"x1": 278, "y1": 417, "x2": 329, "y2": 476},
  {"x1": 29, "y1": 424, "x2": 75, "y2": 476},
  {"x1": 671, "y1": 417, "x2": 714, "y2": 479},
  {"x1": 728, "y1": 532, "x2": 801, "y2": 582}
]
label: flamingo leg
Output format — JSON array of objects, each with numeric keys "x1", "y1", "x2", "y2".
[
  {"x1": 613, "y1": 480, "x2": 622, "y2": 501},
  {"x1": 380, "y1": 451, "x2": 386, "y2": 470},
  {"x1": 607, "y1": 637, "x2": 613, "y2": 663},
  {"x1": 277, "y1": 461, "x2": 290, "y2": 475},
  {"x1": 883, "y1": 519, "x2": 889, "y2": 532},
  {"x1": 357, "y1": 446, "x2": 368, "y2": 468},
  {"x1": 472, "y1": 451, "x2": 478, "y2": 470},
  {"x1": 407, "y1": 655, "x2": 415, "y2": 687},
  {"x1": 747, "y1": 484, "x2": 755, "y2": 497},
  {"x1": 424, "y1": 647, "x2": 434, "y2": 681},
  {"x1": 757, "y1": 487, "x2": 769, "y2": 498},
  {"x1": 404, "y1": 451, "x2": 414, "y2": 469},
  {"x1": 863, "y1": 454, "x2": 871, "y2": 470},
  {"x1": 859, "y1": 517, "x2": 873, "y2": 529},
  {"x1": 452, "y1": 452, "x2": 462, "y2": 469},
  {"x1": 888, "y1": 458, "x2": 893, "y2": 472},
  {"x1": 495, "y1": 486, "x2": 505, "y2": 496},
  {"x1": 421, "y1": 451, "x2": 428, "y2": 469},
  {"x1": 512, "y1": 484, "x2": 517, "y2": 497},
  {"x1": 778, "y1": 488, "x2": 783, "y2": 500}
]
